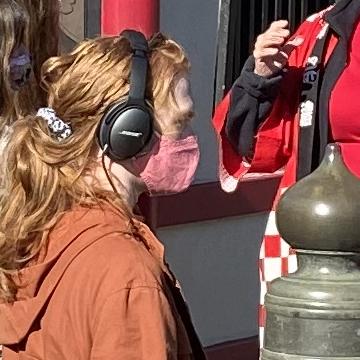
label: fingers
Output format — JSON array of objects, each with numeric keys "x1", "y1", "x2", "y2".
[
  {"x1": 268, "y1": 20, "x2": 290, "y2": 38},
  {"x1": 254, "y1": 34, "x2": 304, "y2": 63},
  {"x1": 256, "y1": 37, "x2": 303, "y2": 70},
  {"x1": 269, "y1": 19, "x2": 289, "y2": 31},
  {"x1": 256, "y1": 34, "x2": 286, "y2": 48},
  {"x1": 254, "y1": 46, "x2": 278, "y2": 59},
  {"x1": 253, "y1": 20, "x2": 304, "y2": 77},
  {"x1": 254, "y1": 20, "x2": 291, "y2": 60},
  {"x1": 281, "y1": 36, "x2": 305, "y2": 57}
]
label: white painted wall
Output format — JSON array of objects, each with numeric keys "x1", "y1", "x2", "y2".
[
  {"x1": 158, "y1": 213, "x2": 269, "y2": 346},
  {"x1": 160, "y1": 0, "x2": 220, "y2": 183}
]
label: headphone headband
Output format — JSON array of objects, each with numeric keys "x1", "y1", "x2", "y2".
[{"x1": 120, "y1": 30, "x2": 149, "y2": 102}]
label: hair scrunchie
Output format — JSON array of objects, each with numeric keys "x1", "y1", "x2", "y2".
[{"x1": 36, "y1": 107, "x2": 73, "y2": 141}]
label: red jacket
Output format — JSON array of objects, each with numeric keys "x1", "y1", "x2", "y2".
[{"x1": 212, "y1": 8, "x2": 338, "y2": 203}]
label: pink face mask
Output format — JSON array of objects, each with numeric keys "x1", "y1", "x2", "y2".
[{"x1": 132, "y1": 130, "x2": 200, "y2": 195}]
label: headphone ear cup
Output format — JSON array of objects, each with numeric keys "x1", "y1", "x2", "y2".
[
  {"x1": 98, "y1": 101, "x2": 153, "y2": 161},
  {"x1": 98, "y1": 30, "x2": 153, "y2": 161}
]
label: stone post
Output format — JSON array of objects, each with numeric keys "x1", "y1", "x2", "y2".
[{"x1": 262, "y1": 144, "x2": 360, "y2": 359}]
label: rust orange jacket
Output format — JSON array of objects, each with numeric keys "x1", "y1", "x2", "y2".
[{"x1": 0, "y1": 204, "x2": 205, "y2": 359}]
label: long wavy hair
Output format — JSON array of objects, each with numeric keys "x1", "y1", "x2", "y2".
[
  {"x1": 0, "y1": 0, "x2": 59, "y2": 133},
  {"x1": 0, "y1": 0, "x2": 31, "y2": 131},
  {"x1": 20, "y1": 0, "x2": 59, "y2": 104},
  {"x1": 0, "y1": 33, "x2": 189, "y2": 302}
]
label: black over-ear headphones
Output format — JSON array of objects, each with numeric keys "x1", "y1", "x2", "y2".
[{"x1": 97, "y1": 30, "x2": 153, "y2": 161}]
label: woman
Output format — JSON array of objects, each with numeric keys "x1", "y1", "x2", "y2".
[
  {"x1": 0, "y1": 32, "x2": 205, "y2": 359},
  {"x1": 212, "y1": 0, "x2": 360, "y2": 347}
]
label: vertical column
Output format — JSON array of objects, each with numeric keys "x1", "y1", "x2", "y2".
[{"x1": 101, "y1": 0, "x2": 159, "y2": 38}]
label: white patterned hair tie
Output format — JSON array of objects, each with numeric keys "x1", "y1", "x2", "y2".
[{"x1": 36, "y1": 107, "x2": 73, "y2": 141}]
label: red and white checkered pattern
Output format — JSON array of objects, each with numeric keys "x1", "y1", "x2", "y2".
[{"x1": 258, "y1": 211, "x2": 298, "y2": 349}]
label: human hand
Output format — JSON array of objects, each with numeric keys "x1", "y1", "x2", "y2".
[{"x1": 253, "y1": 20, "x2": 304, "y2": 78}]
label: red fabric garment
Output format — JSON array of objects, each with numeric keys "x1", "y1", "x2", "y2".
[
  {"x1": 330, "y1": 20, "x2": 360, "y2": 178},
  {"x1": 212, "y1": 10, "x2": 338, "y2": 199},
  {"x1": 212, "y1": 7, "x2": 338, "y2": 349}
]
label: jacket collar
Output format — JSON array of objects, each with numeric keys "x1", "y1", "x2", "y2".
[{"x1": 325, "y1": 0, "x2": 360, "y2": 39}]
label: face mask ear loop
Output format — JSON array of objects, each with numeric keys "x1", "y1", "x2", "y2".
[{"x1": 101, "y1": 144, "x2": 137, "y2": 233}]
